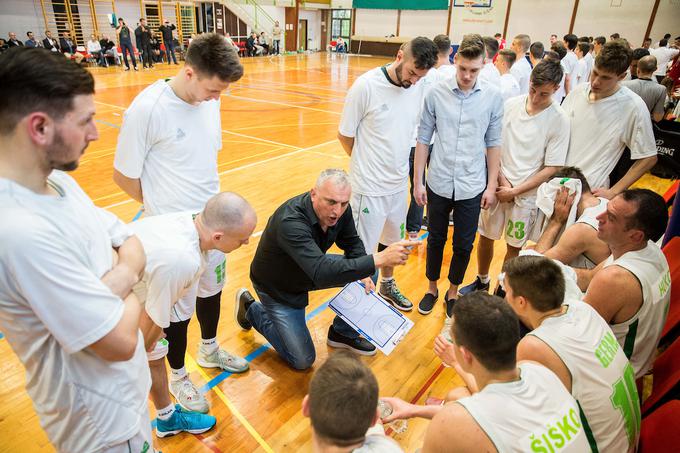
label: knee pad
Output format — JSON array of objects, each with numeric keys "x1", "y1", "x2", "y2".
[{"x1": 147, "y1": 338, "x2": 169, "y2": 361}]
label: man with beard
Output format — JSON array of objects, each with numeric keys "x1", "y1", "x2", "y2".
[
  {"x1": 0, "y1": 48, "x2": 151, "y2": 452},
  {"x1": 337, "y1": 37, "x2": 438, "y2": 313}
]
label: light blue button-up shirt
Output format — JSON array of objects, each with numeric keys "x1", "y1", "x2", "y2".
[{"x1": 417, "y1": 77, "x2": 503, "y2": 201}]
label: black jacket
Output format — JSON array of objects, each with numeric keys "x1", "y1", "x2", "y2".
[
  {"x1": 59, "y1": 37, "x2": 76, "y2": 54},
  {"x1": 43, "y1": 37, "x2": 60, "y2": 51},
  {"x1": 159, "y1": 24, "x2": 176, "y2": 42},
  {"x1": 135, "y1": 25, "x2": 152, "y2": 47}
]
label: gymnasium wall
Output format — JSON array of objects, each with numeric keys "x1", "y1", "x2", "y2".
[
  {"x1": 0, "y1": 0, "x2": 46, "y2": 39},
  {"x1": 352, "y1": 0, "x2": 680, "y2": 48}
]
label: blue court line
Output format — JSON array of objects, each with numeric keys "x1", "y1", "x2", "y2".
[
  {"x1": 131, "y1": 208, "x2": 144, "y2": 222},
  {"x1": 0, "y1": 332, "x2": 4, "y2": 340},
  {"x1": 94, "y1": 119, "x2": 121, "y2": 129}
]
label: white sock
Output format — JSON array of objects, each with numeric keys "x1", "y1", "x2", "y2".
[
  {"x1": 479, "y1": 274, "x2": 490, "y2": 284},
  {"x1": 201, "y1": 337, "x2": 218, "y2": 354},
  {"x1": 170, "y1": 366, "x2": 187, "y2": 382},
  {"x1": 381, "y1": 276, "x2": 395, "y2": 284},
  {"x1": 156, "y1": 403, "x2": 175, "y2": 421}
]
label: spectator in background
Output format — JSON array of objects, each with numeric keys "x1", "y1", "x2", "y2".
[
  {"x1": 562, "y1": 34, "x2": 579, "y2": 95},
  {"x1": 99, "y1": 35, "x2": 119, "y2": 65},
  {"x1": 642, "y1": 37, "x2": 652, "y2": 49},
  {"x1": 0, "y1": 39, "x2": 7, "y2": 53},
  {"x1": 224, "y1": 33, "x2": 239, "y2": 52},
  {"x1": 480, "y1": 36, "x2": 501, "y2": 86},
  {"x1": 494, "y1": 32, "x2": 506, "y2": 50},
  {"x1": 593, "y1": 36, "x2": 606, "y2": 56},
  {"x1": 627, "y1": 47, "x2": 650, "y2": 80},
  {"x1": 24, "y1": 31, "x2": 40, "y2": 48},
  {"x1": 117, "y1": 18, "x2": 137, "y2": 70},
  {"x1": 579, "y1": 36, "x2": 595, "y2": 81},
  {"x1": 623, "y1": 55, "x2": 667, "y2": 122},
  {"x1": 150, "y1": 32, "x2": 163, "y2": 63},
  {"x1": 654, "y1": 33, "x2": 671, "y2": 48},
  {"x1": 610, "y1": 33, "x2": 620, "y2": 40},
  {"x1": 43, "y1": 30, "x2": 59, "y2": 52},
  {"x1": 549, "y1": 34, "x2": 557, "y2": 45},
  {"x1": 135, "y1": 18, "x2": 154, "y2": 69},
  {"x1": 246, "y1": 32, "x2": 262, "y2": 56},
  {"x1": 574, "y1": 41, "x2": 591, "y2": 86},
  {"x1": 87, "y1": 34, "x2": 107, "y2": 67},
  {"x1": 335, "y1": 37, "x2": 347, "y2": 53},
  {"x1": 7, "y1": 32, "x2": 23, "y2": 48},
  {"x1": 59, "y1": 31, "x2": 84, "y2": 64},
  {"x1": 510, "y1": 34, "x2": 532, "y2": 94},
  {"x1": 549, "y1": 41, "x2": 568, "y2": 104},
  {"x1": 495, "y1": 49, "x2": 519, "y2": 101},
  {"x1": 272, "y1": 21, "x2": 282, "y2": 55},
  {"x1": 259, "y1": 32, "x2": 270, "y2": 55},
  {"x1": 651, "y1": 38, "x2": 679, "y2": 82},
  {"x1": 159, "y1": 19, "x2": 178, "y2": 64},
  {"x1": 528, "y1": 41, "x2": 544, "y2": 68}
]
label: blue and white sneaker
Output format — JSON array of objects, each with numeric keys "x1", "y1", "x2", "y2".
[
  {"x1": 457, "y1": 276, "x2": 490, "y2": 297},
  {"x1": 156, "y1": 404, "x2": 217, "y2": 438}
]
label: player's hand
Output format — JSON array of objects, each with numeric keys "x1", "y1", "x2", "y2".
[
  {"x1": 496, "y1": 186, "x2": 515, "y2": 203},
  {"x1": 380, "y1": 397, "x2": 414, "y2": 423},
  {"x1": 592, "y1": 187, "x2": 617, "y2": 200},
  {"x1": 552, "y1": 186, "x2": 576, "y2": 224},
  {"x1": 360, "y1": 277, "x2": 375, "y2": 294},
  {"x1": 414, "y1": 184, "x2": 428, "y2": 206},
  {"x1": 481, "y1": 188, "x2": 497, "y2": 210},
  {"x1": 434, "y1": 334, "x2": 458, "y2": 367},
  {"x1": 374, "y1": 240, "x2": 417, "y2": 268}
]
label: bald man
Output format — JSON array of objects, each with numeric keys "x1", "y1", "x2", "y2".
[
  {"x1": 622, "y1": 55, "x2": 667, "y2": 122},
  {"x1": 130, "y1": 192, "x2": 256, "y2": 436}
]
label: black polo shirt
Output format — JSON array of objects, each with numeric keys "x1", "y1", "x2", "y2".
[{"x1": 250, "y1": 192, "x2": 375, "y2": 308}]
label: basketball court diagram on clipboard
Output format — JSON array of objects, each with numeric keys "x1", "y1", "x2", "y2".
[{"x1": 328, "y1": 282, "x2": 414, "y2": 355}]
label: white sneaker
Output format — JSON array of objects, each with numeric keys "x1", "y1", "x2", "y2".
[
  {"x1": 197, "y1": 347, "x2": 249, "y2": 373},
  {"x1": 169, "y1": 376, "x2": 209, "y2": 413}
]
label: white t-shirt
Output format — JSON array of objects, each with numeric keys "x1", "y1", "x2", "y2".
[
  {"x1": 562, "y1": 51, "x2": 579, "y2": 93},
  {"x1": 651, "y1": 47, "x2": 680, "y2": 76},
  {"x1": 456, "y1": 362, "x2": 590, "y2": 452},
  {"x1": 499, "y1": 73, "x2": 520, "y2": 102},
  {"x1": 353, "y1": 424, "x2": 403, "y2": 452},
  {"x1": 479, "y1": 62, "x2": 501, "y2": 87},
  {"x1": 510, "y1": 56, "x2": 532, "y2": 94},
  {"x1": 339, "y1": 66, "x2": 425, "y2": 196},
  {"x1": 562, "y1": 84, "x2": 656, "y2": 189},
  {"x1": 583, "y1": 52, "x2": 594, "y2": 83},
  {"x1": 604, "y1": 241, "x2": 671, "y2": 378},
  {"x1": 437, "y1": 63, "x2": 457, "y2": 79},
  {"x1": 501, "y1": 94, "x2": 569, "y2": 193},
  {"x1": 531, "y1": 302, "x2": 640, "y2": 452},
  {"x1": 114, "y1": 79, "x2": 222, "y2": 216},
  {"x1": 411, "y1": 66, "x2": 447, "y2": 145},
  {"x1": 129, "y1": 212, "x2": 207, "y2": 328},
  {"x1": 574, "y1": 58, "x2": 589, "y2": 86},
  {"x1": 0, "y1": 172, "x2": 150, "y2": 452},
  {"x1": 552, "y1": 61, "x2": 567, "y2": 103}
]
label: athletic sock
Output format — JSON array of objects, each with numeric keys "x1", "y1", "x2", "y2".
[
  {"x1": 170, "y1": 366, "x2": 187, "y2": 382},
  {"x1": 196, "y1": 292, "x2": 222, "y2": 340},
  {"x1": 200, "y1": 337, "x2": 218, "y2": 354},
  {"x1": 479, "y1": 274, "x2": 490, "y2": 284},
  {"x1": 381, "y1": 276, "x2": 395, "y2": 285},
  {"x1": 157, "y1": 403, "x2": 175, "y2": 421}
]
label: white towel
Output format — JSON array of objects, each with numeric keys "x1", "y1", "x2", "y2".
[{"x1": 532, "y1": 177, "x2": 583, "y2": 241}]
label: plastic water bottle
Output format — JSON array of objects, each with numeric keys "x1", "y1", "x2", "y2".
[{"x1": 378, "y1": 399, "x2": 408, "y2": 434}]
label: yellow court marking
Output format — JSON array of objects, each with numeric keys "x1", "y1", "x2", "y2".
[{"x1": 185, "y1": 354, "x2": 275, "y2": 453}]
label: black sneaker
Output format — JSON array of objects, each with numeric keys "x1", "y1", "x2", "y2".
[
  {"x1": 458, "y1": 277, "x2": 490, "y2": 297},
  {"x1": 234, "y1": 288, "x2": 255, "y2": 331},
  {"x1": 494, "y1": 285, "x2": 506, "y2": 299},
  {"x1": 445, "y1": 297, "x2": 457, "y2": 318},
  {"x1": 379, "y1": 279, "x2": 413, "y2": 312},
  {"x1": 326, "y1": 326, "x2": 377, "y2": 356},
  {"x1": 418, "y1": 292, "x2": 438, "y2": 315}
]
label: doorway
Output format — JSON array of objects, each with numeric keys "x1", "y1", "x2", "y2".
[{"x1": 298, "y1": 19, "x2": 307, "y2": 51}]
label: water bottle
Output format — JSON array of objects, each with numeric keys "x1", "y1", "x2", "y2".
[{"x1": 378, "y1": 399, "x2": 408, "y2": 434}]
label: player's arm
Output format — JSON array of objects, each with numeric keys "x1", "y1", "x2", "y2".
[
  {"x1": 138, "y1": 309, "x2": 162, "y2": 352},
  {"x1": 534, "y1": 186, "x2": 575, "y2": 253},
  {"x1": 421, "y1": 404, "x2": 496, "y2": 453},
  {"x1": 101, "y1": 234, "x2": 145, "y2": 298},
  {"x1": 337, "y1": 77, "x2": 368, "y2": 157},
  {"x1": 583, "y1": 265, "x2": 642, "y2": 324},
  {"x1": 88, "y1": 291, "x2": 143, "y2": 361},
  {"x1": 113, "y1": 169, "x2": 144, "y2": 204},
  {"x1": 337, "y1": 132, "x2": 354, "y2": 156},
  {"x1": 542, "y1": 223, "x2": 591, "y2": 265},
  {"x1": 517, "y1": 337, "x2": 572, "y2": 392},
  {"x1": 380, "y1": 396, "x2": 443, "y2": 422},
  {"x1": 482, "y1": 96, "x2": 504, "y2": 209},
  {"x1": 603, "y1": 155, "x2": 657, "y2": 199},
  {"x1": 507, "y1": 166, "x2": 561, "y2": 198}
]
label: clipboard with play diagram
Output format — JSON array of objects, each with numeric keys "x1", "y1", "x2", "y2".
[{"x1": 328, "y1": 281, "x2": 414, "y2": 355}]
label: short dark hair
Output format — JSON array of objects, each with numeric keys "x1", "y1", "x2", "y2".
[
  {"x1": 0, "y1": 48, "x2": 94, "y2": 135},
  {"x1": 577, "y1": 42, "x2": 590, "y2": 55},
  {"x1": 494, "y1": 33, "x2": 502, "y2": 38},
  {"x1": 544, "y1": 50, "x2": 560, "y2": 62},
  {"x1": 631, "y1": 47, "x2": 650, "y2": 61},
  {"x1": 433, "y1": 34, "x2": 451, "y2": 56},
  {"x1": 483, "y1": 36, "x2": 499, "y2": 60},
  {"x1": 610, "y1": 33, "x2": 620, "y2": 40},
  {"x1": 595, "y1": 36, "x2": 606, "y2": 46},
  {"x1": 403, "y1": 36, "x2": 438, "y2": 70},
  {"x1": 620, "y1": 189, "x2": 668, "y2": 242},
  {"x1": 644, "y1": 38, "x2": 652, "y2": 43},
  {"x1": 498, "y1": 49, "x2": 516, "y2": 66},
  {"x1": 140, "y1": 17, "x2": 145, "y2": 21},
  {"x1": 659, "y1": 39, "x2": 669, "y2": 48},
  {"x1": 663, "y1": 33, "x2": 671, "y2": 39},
  {"x1": 26, "y1": 31, "x2": 33, "y2": 37},
  {"x1": 514, "y1": 34, "x2": 531, "y2": 52},
  {"x1": 578, "y1": 36, "x2": 590, "y2": 43},
  {"x1": 550, "y1": 41, "x2": 567, "y2": 60},
  {"x1": 563, "y1": 33, "x2": 578, "y2": 50},
  {"x1": 451, "y1": 292, "x2": 519, "y2": 372},
  {"x1": 503, "y1": 256, "x2": 565, "y2": 312},
  {"x1": 458, "y1": 33, "x2": 485, "y2": 60},
  {"x1": 554, "y1": 166, "x2": 591, "y2": 194},
  {"x1": 186, "y1": 33, "x2": 243, "y2": 82},
  {"x1": 308, "y1": 351, "x2": 378, "y2": 446},
  {"x1": 595, "y1": 40, "x2": 632, "y2": 75},
  {"x1": 531, "y1": 59, "x2": 563, "y2": 87},
  {"x1": 529, "y1": 41, "x2": 544, "y2": 59},
  {"x1": 118, "y1": 17, "x2": 123, "y2": 22}
]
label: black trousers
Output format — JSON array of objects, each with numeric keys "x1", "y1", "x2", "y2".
[{"x1": 425, "y1": 186, "x2": 482, "y2": 285}]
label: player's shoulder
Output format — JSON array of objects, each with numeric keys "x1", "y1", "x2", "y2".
[{"x1": 125, "y1": 80, "x2": 171, "y2": 114}]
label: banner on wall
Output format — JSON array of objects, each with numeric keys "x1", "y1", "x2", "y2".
[{"x1": 352, "y1": 0, "x2": 447, "y2": 10}]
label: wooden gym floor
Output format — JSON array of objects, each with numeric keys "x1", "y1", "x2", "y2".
[{"x1": 0, "y1": 52, "x2": 671, "y2": 453}]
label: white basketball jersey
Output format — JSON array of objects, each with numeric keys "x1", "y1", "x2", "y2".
[
  {"x1": 456, "y1": 362, "x2": 590, "y2": 453},
  {"x1": 531, "y1": 302, "x2": 641, "y2": 452},
  {"x1": 570, "y1": 197, "x2": 608, "y2": 270},
  {"x1": 604, "y1": 241, "x2": 671, "y2": 378}
]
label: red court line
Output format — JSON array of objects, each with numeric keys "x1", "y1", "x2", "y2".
[
  {"x1": 195, "y1": 433, "x2": 225, "y2": 453},
  {"x1": 385, "y1": 363, "x2": 446, "y2": 436}
]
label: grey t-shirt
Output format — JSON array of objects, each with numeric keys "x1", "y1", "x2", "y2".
[
  {"x1": 622, "y1": 78, "x2": 666, "y2": 118},
  {"x1": 353, "y1": 435, "x2": 404, "y2": 453}
]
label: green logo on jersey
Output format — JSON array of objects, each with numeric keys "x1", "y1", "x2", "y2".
[
  {"x1": 214, "y1": 260, "x2": 226, "y2": 284},
  {"x1": 362, "y1": 207, "x2": 370, "y2": 214},
  {"x1": 528, "y1": 407, "x2": 583, "y2": 452},
  {"x1": 140, "y1": 441, "x2": 150, "y2": 453},
  {"x1": 594, "y1": 331, "x2": 620, "y2": 369}
]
